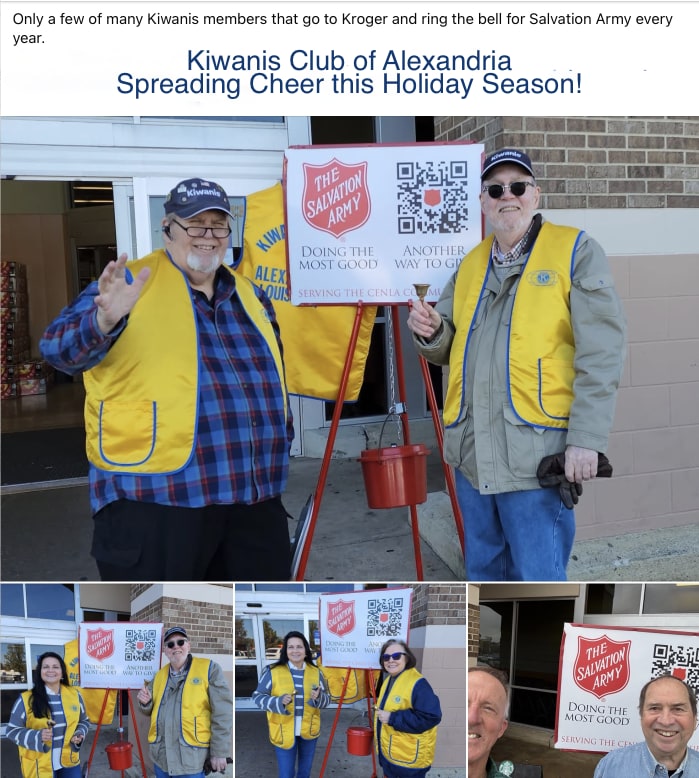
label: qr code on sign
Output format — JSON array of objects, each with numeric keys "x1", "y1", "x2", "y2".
[
  {"x1": 366, "y1": 597, "x2": 404, "y2": 637},
  {"x1": 124, "y1": 629, "x2": 158, "y2": 662},
  {"x1": 396, "y1": 160, "x2": 469, "y2": 235},
  {"x1": 651, "y1": 643, "x2": 699, "y2": 693}
]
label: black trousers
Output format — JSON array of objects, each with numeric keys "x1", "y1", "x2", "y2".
[{"x1": 91, "y1": 497, "x2": 292, "y2": 581}]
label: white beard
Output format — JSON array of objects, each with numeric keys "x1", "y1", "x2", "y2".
[{"x1": 186, "y1": 251, "x2": 221, "y2": 275}]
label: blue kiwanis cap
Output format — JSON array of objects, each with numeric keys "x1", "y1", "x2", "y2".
[
  {"x1": 163, "y1": 626, "x2": 188, "y2": 641},
  {"x1": 481, "y1": 149, "x2": 535, "y2": 180},
  {"x1": 164, "y1": 178, "x2": 233, "y2": 219}
]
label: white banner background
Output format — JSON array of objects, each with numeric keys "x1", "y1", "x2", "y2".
[
  {"x1": 2, "y1": 3, "x2": 697, "y2": 116},
  {"x1": 285, "y1": 143, "x2": 483, "y2": 304},
  {"x1": 318, "y1": 587, "x2": 412, "y2": 669},
  {"x1": 555, "y1": 623, "x2": 699, "y2": 753},
  {"x1": 78, "y1": 622, "x2": 163, "y2": 689}
]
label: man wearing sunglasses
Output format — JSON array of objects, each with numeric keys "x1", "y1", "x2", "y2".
[
  {"x1": 137, "y1": 626, "x2": 233, "y2": 778},
  {"x1": 408, "y1": 148, "x2": 626, "y2": 582},
  {"x1": 41, "y1": 178, "x2": 294, "y2": 582}
]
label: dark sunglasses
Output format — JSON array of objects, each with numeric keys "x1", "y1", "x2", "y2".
[
  {"x1": 382, "y1": 652, "x2": 407, "y2": 662},
  {"x1": 482, "y1": 181, "x2": 535, "y2": 199},
  {"x1": 166, "y1": 639, "x2": 187, "y2": 649}
]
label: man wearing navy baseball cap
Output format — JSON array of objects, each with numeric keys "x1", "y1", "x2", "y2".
[
  {"x1": 408, "y1": 148, "x2": 626, "y2": 582},
  {"x1": 41, "y1": 178, "x2": 294, "y2": 582},
  {"x1": 138, "y1": 626, "x2": 233, "y2": 778}
]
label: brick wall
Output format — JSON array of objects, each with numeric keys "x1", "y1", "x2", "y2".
[
  {"x1": 131, "y1": 595, "x2": 233, "y2": 654},
  {"x1": 468, "y1": 602, "x2": 480, "y2": 660},
  {"x1": 434, "y1": 116, "x2": 699, "y2": 208},
  {"x1": 408, "y1": 584, "x2": 467, "y2": 628}
]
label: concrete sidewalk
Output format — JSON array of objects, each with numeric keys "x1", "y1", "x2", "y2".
[
  {"x1": 0, "y1": 453, "x2": 458, "y2": 583},
  {"x1": 235, "y1": 707, "x2": 464, "y2": 778},
  {"x1": 2, "y1": 448, "x2": 699, "y2": 582}
]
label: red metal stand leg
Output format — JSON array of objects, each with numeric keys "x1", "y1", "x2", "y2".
[
  {"x1": 317, "y1": 669, "x2": 352, "y2": 778},
  {"x1": 126, "y1": 690, "x2": 148, "y2": 778},
  {"x1": 295, "y1": 304, "x2": 365, "y2": 580},
  {"x1": 391, "y1": 305, "x2": 424, "y2": 580},
  {"x1": 85, "y1": 689, "x2": 110, "y2": 776},
  {"x1": 417, "y1": 354, "x2": 465, "y2": 555}
]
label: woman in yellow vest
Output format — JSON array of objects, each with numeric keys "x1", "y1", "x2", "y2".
[
  {"x1": 6, "y1": 652, "x2": 90, "y2": 778},
  {"x1": 374, "y1": 640, "x2": 442, "y2": 778},
  {"x1": 252, "y1": 631, "x2": 330, "y2": 778}
]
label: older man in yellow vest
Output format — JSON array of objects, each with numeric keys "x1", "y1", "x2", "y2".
[
  {"x1": 41, "y1": 178, "x2": 294, "y2": 582},
  {"x1": 137, "y1": 626, "x2": 232, "y2": 778},
  {"x1": 408, "y1": 148, "x2": 626, "y2": 581}
]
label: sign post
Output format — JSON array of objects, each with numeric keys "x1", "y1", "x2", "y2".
[
  {"x1": 79, "y1": 622, "x2": 164, "y2": 778},
  {"x1": 284, "y1": 142, "x2": 482, "y2": 579}
]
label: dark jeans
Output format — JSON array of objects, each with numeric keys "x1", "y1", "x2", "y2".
[
  {"x1": 92, "y1": 497, "x2": 291, "y2": 581},
  {"x1": 274, "y1": 737, "x2": 318, "y2": 778}
]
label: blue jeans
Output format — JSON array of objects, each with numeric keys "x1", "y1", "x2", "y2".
[
  {"x1": 455, "y1": 470, "x2": 575, "y2": 581},
  {"x1": 154, "y1": 763, "x2": 204, "y2": 778},
  {"x1": 55, "y1": 767, "x2": 81, "y2": 778},
  {"x1": 274, "y1": 737, "x2": 318, "y2": 778}
]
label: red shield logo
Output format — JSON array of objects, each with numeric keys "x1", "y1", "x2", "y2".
[
  {"x1": 423, "y1": 189, "x2": 442, "y2": 207},
  {"x1": 302, "y1": 159, "x2": 370, "y2": 238},
  {"x1": 85, "y1": 628, "x2": 115, "y2": 661},
  {"x1": 573, "y1": 635, "x2": 631, "y2": 699},
  {"x1": 326, "y1": 599, "x2": 356, "y2": 637}
]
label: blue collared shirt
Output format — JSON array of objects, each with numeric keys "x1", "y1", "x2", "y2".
[{"x1": 594, "y1": 741, "x2": 699, "y2": 777}]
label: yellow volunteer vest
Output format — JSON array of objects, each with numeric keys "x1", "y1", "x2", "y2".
[
  {"x1": 239, "y1": 182, "x2": 378, "y2": 401},
  {"x1": 267, "y1": 664, "x2": 321, "y2": 748},
  {"x1": 18, "y1": 686, "x2": 82, "y2": 778},
  {"x1": 316, "y1": 660, "x2": 379, "y2": 703},
  {"x1": 84, "y1": 250, "x2": 287, "y2": 473},
  {"x1": 374, "y1": 668, "x2": 437, "y2": 770},
  {"x1": 443, "y1": 223, "x2": 580, "y2": 429},
  {"x1": 148, "y1": 657, "x2": 211, "y2": 747}
]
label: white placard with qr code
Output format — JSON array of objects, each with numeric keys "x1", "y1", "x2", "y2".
[
  {"x1": 284, "y1": 143, "x2": 484, "y2": 305},
  {"x1": 79, "y1": 622, "x2": 163, "y2": 688},
  {"x1": 318, "y1": 587, "x2": 412, "y2": 669},
  {"x1": 555, "y1": 623, "x2": 699, "y2": 753}
]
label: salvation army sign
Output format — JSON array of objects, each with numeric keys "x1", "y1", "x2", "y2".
[
  {"x1": 573, "y1": 633, "x2": 631, "y2": 699},
  {"x1": 79, "y1": 622, "x2": 163, "y2": 689},
  {"x1": 284, "y1": 142, "x2": 484, "y2": 305},
  {"x1": 302, "y1": 159, "x2": 371, "y2": 238},
  {"x1": 556, "y1": 623, "x2": 699, "y2": 753},
  {"x1": 318, "y1": 588, "x2": 412, "y2": 670}
]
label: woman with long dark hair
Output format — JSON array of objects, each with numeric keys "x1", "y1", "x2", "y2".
[
  {"x1": 252, "y1": 631, "x2": 330, "y2": 778},
  {"x1": 374, "y1": 639, "x2": 442, "y2": 778},
  {"x1": 6, "y1": 652, "x2": 90, "y2": 778}
]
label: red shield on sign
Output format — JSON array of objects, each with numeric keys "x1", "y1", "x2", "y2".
[
  {"x1": 326, "y1": 599, "x2": 356, "y2": 637},
  {"x1": 302, "y1": 159, "x2": 370, "y2": 238},
  {"x1": 85, "y1": 628, "x2": 115, "y2": 661},
  {"x1": 424, "y1": 189, "x2": 442, "y2": 207},
  {"x1": 573, "y1": 634, "x2": 631, "y2": 699}
]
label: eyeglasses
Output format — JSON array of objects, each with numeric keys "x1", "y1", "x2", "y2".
[
  {"x1": 382, "y1": 652, "x2": 407, "y2": 662},
  {"x1": 481, "y1": 181, "x2": 535, "y2": 199},
  {"x1": 165, "y1": 639, "x2": 187, "y2": 649},
  {"x1": 171, "y1": 218, "x2": 231, "y2": 238}
]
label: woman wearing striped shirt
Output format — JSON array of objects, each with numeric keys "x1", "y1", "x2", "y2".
[
  {"x1": 253, "y1": 631, "x2": 330, "y2": 778},
  {"x1": 6, "y1": 652, "x2": 90, "y2": 778}
]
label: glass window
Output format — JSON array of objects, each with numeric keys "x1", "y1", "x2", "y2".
[
  {"x1": 25, "y1": 585, "x2": 75, "y2": 621},
  {"x1": 513, "y1": 600, "x2": 575, "y2": 691},
  {"x1": 1, "y1": 642, "x2": 26, "y2": 684},
  {"x1": 305, "y1": 584, "x2": 355, "y2": 593},
  {"x1": 254, "y1": 584, "x2": 304, "y2": 593},
  {"x1": 235, "y1": 665, "x2": 259, "y2": 698},
  {"x1": 235, "y1": 618, "x2": 256, "y2": 659},
  {"x1": 0, "y1": 584, "x2": 24, "y2": 616},
  {"x1": 643, "y1": 584, "x2": 699, "y2": 614},
  {"x1": 28, "y1": 644, "x2": 66, "y2": 670},
  {"x1": 586, "y1": 584, "x2": 642, "y2": 614},
  {"x1": 477, "y1": 602, "x2": 513, "y2": 676}
]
